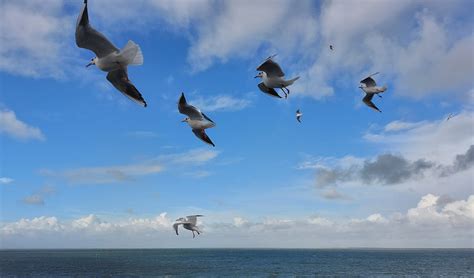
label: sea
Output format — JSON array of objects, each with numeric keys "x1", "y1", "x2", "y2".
[{"x1": 1, "y1": 249, "x2": 473, "y2": 277}]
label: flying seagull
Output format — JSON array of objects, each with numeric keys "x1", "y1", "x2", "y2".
[
  {"x1": 178, "y1": 93, "x2": 216, "y2": 147},
  {"x1": 255, "y1": 55, "x2": 300, "y2": 99},
  {"x1": 296, "y1": 109, "x2": 303, "y2": 123},
  {"x1": 75, "y1": 0, "x2": 147, "y2": 107},
  {"x1": 329, "y1": 45, "x2": 334, "y2": 51},
  {"x1": 359, "y1": 72, "x2": 387, "y2": 112},
  {"x1": 446, "y1": 113, "x2": 456, "y2": 121},
  {"x1": 173, "y1": 215, "x2": 203, "y2": 238}
]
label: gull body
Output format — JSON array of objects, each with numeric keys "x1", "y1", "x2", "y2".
[
  {"x1": 178, "y1": 93, "x2": 216, "y2": 147},
  {"x1": 255, "y1": 56, "x2": 299, "y2": 99},
  {"x1": 75, "y1": 0, "x2": 146, "y2": 107},
  {"x1": 173, "y1": 215, "x2": 203, "y2": 238},
  {"x1": 359, "y1": 72, "x2": 387, "y2": 112}
]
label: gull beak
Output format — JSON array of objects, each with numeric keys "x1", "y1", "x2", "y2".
[
  {"x1": 86, "y1": 61, "x2": 94, "y2": 67},
  {"x1": 254, "y1": 75, "x2": 260, "y2": 78}
]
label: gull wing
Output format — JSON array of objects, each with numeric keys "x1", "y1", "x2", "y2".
[
  {"x1": 192, "y1": 129, "x2": 215, "y2": 147},
  {"x1": 360, "y1": 72, "x2": 379, "y2": 87},
  {"x1": 173, "y1": 223, "x2": 181, "y2": 235},
  {"x1": 256, "y1": 59, "x2": 285, "y2": 78},
  {"x1": 178, "y1": 93, "x2": 204, "y2": 120},
  {"x1": 106, "y1": 68, "x2": 147, "y2": 107},
  {"x1": 360, "y1": 76, "x2": 376, "y2": 87},
  {"x1": 75, "y1": 0, "x2": 119, "y2": 58},
  {"x1": 258, "y1": 83, "x2": 282, "y2": 98},
  {"x1": 363, "y1": 94, "x2": 381, "y2": 112},
  {"x1": 186, "y1": 215, "x2": 204, "y2": 226}
]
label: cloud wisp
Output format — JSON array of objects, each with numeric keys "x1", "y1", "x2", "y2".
[
  {"x1": 0, "y1": 108, "x2": 45, "y2": 141},
  {"x1": 22, "y1": 185, "x2": 55, "y2": 206},
  {"x1": 39, "y1": 148, "x2": 219, "y2": 184}
]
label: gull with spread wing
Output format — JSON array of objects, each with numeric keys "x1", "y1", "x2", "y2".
[
  {"x1": 296, "y1": 109, "x2": 303, "y2": 123},
  {"x1": 178, "y1": 93, "x2": 216, "y2": 147},
  {"x1": 75, "y1": 0, "x2": 147, "y2": 107},
  {"x1": 359, "y1": 72, "x2": 387, "y2": 112},
  {"x1": 173, "y1": 215, "x2": 204, "y2": 238},
  {"x1": 255, "y1": 55, "x2": 300, "y2": 99}
]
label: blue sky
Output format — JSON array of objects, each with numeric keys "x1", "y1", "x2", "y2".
[{"x1": 1, "y1": 0, "x2": 473, "y2": 248}]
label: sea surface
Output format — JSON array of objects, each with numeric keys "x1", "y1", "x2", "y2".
[{"x1": 1, "y1": 249, "x2": 473, "y2": 277}]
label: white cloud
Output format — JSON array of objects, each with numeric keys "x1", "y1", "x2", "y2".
[
  {"x1": 294, "y1": 2, "x2": 474, "y2": 100},
  {"x1": 0, "y1": 0, "x2": 74, "y2": 78},
  {"x1": 384, "y1": 120, "x2": 426, "y2": 132},
  {"x1": 2, "y1": 194, "x2": 473, "y2": 248},
  {"x1": 365, "y1": 110, "x2": 474, "y2": 164},
  {"x1": 0, "y1": 109, "x2": 45, "y2": 141},
  {"x1": 0, "y1": 177, "x2": 14, "y2": 184},
  {"x1": 190, "y1": 95, "x2": 252, "y2": 112}
]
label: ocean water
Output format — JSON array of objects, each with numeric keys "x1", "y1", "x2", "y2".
[{"x1": 1, "y1": 249, "x2": 473, "y2": 277}]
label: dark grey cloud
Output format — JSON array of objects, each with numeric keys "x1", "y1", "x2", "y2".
[
  {"x1": 360, "y1": 154, "x2": 434, "y2": 185},
  {"x1": 453, "y1": 145, "x2": 474, "y2": 172},
  {"x1": 315, "y1": 145, "x2": 474, "y2": 187}
]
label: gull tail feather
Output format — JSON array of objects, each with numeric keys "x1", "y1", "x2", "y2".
[
  {"x1": 120, "y1": 40, "x2": 143, "y2": 66},
  {"x1": 285, "y1": 76, "x2": 300, "y2": 86}
]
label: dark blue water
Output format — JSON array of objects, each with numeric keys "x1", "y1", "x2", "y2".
[{"x1": 1, "y1": 249, "x2": 473, "y2": 277}]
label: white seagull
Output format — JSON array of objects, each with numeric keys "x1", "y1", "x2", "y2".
[
  {"x1": 359, "y1": 72, "x2": 387, "y2": 112},
  {"x1": 173, "y1": 215, "x2": 203, "y2": 238},
  {"x1": 296, "y1": 109, "x2": 303, "y2": 123},
  {"x1": 75, "y1": 0, "x2": 146, "y2": 107},
  {"x1": 446, "y1": 113, "x2": 456, "y2": 121},
  {"x1": 255, "y1": 55, "x2": 300, "y2": 99},
  {"x1": 178, "y1": 93, "x2": 216, "y2": 147}
]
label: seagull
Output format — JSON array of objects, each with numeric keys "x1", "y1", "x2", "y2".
[
  {"x1": 178, "y1": 93, "x2": 216, "y2": 147},
  {"x1": 329, "y1": 45, "x2": 334, "y2": 51},
  {"x1": 296, "y1": 109, "x2": 303, "y2": 123},
  {"x1": 255, "y1": 55, "x2": 300, "y2": 99},
  {"x1": 359, "y1": 72, "x2": 387, "y2": 112},
  {"x1": 173, "y1": 215, "x2": 203, "y2": 238},
  {"x1": 446, "y1": 113, "x2": 456, "y2": 121},
  {"x1": 75, "y1": 0, "x2": 147, "y2": 107}
]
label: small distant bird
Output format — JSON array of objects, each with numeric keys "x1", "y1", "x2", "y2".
[
  {"x1": 178, "y1": 93, "x2": 216, "y2": 147},
  {"x1": 255, "y1": 55, "x2": 300, "y2": 99},
  {"x1": 296, "y1": 109, "x2": 303, "y2": 123},
  {"x1": 359, "y1": 72, "x2": 387, "y2": 112},
  {"x1": 329, "y1": 45, "x2": 334, "y2": 51},
  {"x1": 446, "y1": 113, "x2": 456, "y2": 121},
  {"x1": 75, "y1": 0, "x2": 146, "y2": 107},
  {"x1": 173, "y1": 215, "x2": 203, "y2": 238}
]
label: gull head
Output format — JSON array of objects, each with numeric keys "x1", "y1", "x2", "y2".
[
  {"x1": 181, "y1": 117, "x2": 190, "y2": 123},
  {"x1": 254, "y1": 72, "x2": 264, "y2": 79},
  {"x1": 86, "y1": 57, "x2": 97, "y2": 67}
]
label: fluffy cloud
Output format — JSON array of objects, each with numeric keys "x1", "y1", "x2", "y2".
[
  {"x1": 0, "y1": 0, "x2": 74, "y2": 78},
  {"x1": 0, "y1": 108, "x2": 45, "y2": 141},
  {"x1": 294, "y1": 1, "x2": 474, "y2": 100},
  {"x1": 2, "y1": 194, "x2": 473, "y2": 248}
]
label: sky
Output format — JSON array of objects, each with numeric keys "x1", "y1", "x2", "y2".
[{"x1": 0, "y1": 0, "x2": 473, "y2": 248}]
